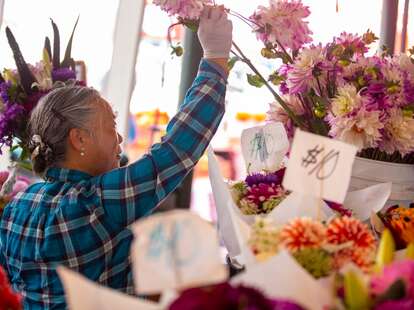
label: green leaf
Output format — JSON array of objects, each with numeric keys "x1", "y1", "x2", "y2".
[
  {"x1": 227, "y1": 56, "x2": 239, "y2": 71},
  {"x1": 182, "y1": 19, "x2": 199, "y2": 32},
  {"x1": 170, "y1": 46, "x2": 183, "y2": 57},
  {"x1": 268, "y1": 72, "x2": 285, "y2": 85},
  {"x1": 376, "y1": 229, "x2": 396, "y2": 272},
  {"x1": 19, "y1": 146, "x2": 29, "y2": 161},
  {"x1": 16, "y1": 160, "x2": 32, "y2": 172},
  {"x1": 344, "y1": 271, "x2": 371, "y2": 310},
  {"x1": 247, "y1": 74, "x2": 265, "y2": 88},
  {"x1": 50, "y1": 19, "x2": 61, "y2": 69},
  {"x1": 44, "y1": 36, "x2": 52, "y2": 60},
  {"x1": 61, "y1": 16, "x2": 79, "y2": 68}
]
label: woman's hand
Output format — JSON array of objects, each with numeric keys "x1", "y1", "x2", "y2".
[{"x1": 197, "y1": 6, "x2": 233, "y2": 71}]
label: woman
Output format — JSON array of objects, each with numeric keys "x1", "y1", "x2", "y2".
[{"x1": 0, "y1": 7, "x2": 232, "y2": 309}]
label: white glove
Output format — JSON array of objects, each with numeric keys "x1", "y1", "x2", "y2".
[{"x1": 197, "y1": 7, "x2": 233, "y2": 59}]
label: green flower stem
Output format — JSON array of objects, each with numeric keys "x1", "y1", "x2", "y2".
[
  {"x1": 275, "y1": 39, "x2": 294, "y2": 64},
  {"x1": 231, "y1": 41, "x2": 306, "y2": 129}
]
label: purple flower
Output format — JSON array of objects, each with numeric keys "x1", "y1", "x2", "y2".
[
  {"x1": 168, "y1": 282, "x2": 304, "y2": 310},
  {"x1": 24, "y1": 91, "x2": 47, "y2": 113},
  {"x1": 0, "y1": 82, "x2": 12, "y2": 105},
  {"x1": 0, "y1": 103, "x2": 25, "y2": 152},
  {"x1": 51, "y1": 68, "x2": 76, "y2": 82},
  {"x1": 245, "y1": 169, "x2": 286, "y2": 187},
  {"x1": 325, "y1": 201, "x2": 352, "y2": 216}
]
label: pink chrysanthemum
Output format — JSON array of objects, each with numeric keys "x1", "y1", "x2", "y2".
[
  {"x1": 153, "y1": 0, "x2": 212, "y2": 20},
  {"x1": 326, "y1": 217, "x2": 376, "y2": 250},
  {"x1": 371, "y1": 260, "x2": 414, "y2": 299},
  {"x1": 280, "y1": 218, "x2": 326, "y2": 251},
  {"x1": 334, "y1": 32, "x2": 369, "y2": 56},
  {"x1": 250, "y1": 0, "x2": 312, "y2": 51}
]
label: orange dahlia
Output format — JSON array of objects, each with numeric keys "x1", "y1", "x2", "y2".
[
  {"x1": 333, "y1": 247, "x2": 375, "y2": 272},
  {"x1": 280, "y1": 218, "x2": 326, "y2": 251},
  {"x1": 326, "y1": 217, "x2": 376, "y2": 251}
]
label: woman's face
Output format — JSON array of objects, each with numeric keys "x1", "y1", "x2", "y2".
[{"x1": 83, "y1": 98, "x2": 124, "y2": 175}]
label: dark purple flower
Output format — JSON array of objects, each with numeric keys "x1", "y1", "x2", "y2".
[
  {"x1": 374, "y1": 299, "x2": 414, "y2": 310},
  {"x1": 279, "y1": 82, "x2": 290, "y2": 95},
  {"x1": 168, "y1": 282, "x2": 304, "y2": 310},
  {"x1": 0, "y1": 103, "x2": 25, "y2": 153},
  {"x1": 24, "y1": 91, "x2": 47, "y2": 113},
  {"x1": 51, "y1": 68, "x2": 76, "y2": 82},
  {"x1": 245, "y1": 168, "x2": 286, "y2": 187},
  {"x1": 0, "y1": 81, "x2": 12, "y2": 105},
  {"x1": 325, "y1": 201, "x2": 353, "y2": 216}
]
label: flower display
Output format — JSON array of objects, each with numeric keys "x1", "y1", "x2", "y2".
[
  {"x1": 168, "y1": 282, "x2": 304, "y2": 310},
  {"x1": 249, "y1": 216, "x2": 377, "y2": 277},
  {"x1": 261, "y1": 23, "x2": 414, "y2": 162},
  {"x1": 229, "y1": 169, "x2": 288, "y2": 215},
  {"x1": 0, "y1": 19, "x2": 81, "y2": 161},
  {"x1": 0, "y1": 265, "x2": 21, "y2": 310}
]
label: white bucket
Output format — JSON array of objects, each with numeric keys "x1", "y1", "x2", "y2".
[{"x1": 350, "y1": 157, "x2": 414, "y2": 207}]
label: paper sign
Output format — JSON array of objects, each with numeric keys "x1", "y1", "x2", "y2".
[
  {"x1": 283, "y1": 129, "x2": 358, "y2": 203},
  {"x1": 231, "y1": 251, "x2": 333, "y2": 310},
  {"x1": 241, "y1": 122, "x2": 289, "y2": 173},
  {"x1": 343, "y1": 183, "x2": 391, "y2": 220},
  {"x1": 57, "y1": 267, "x2": 161, "y2": 310},
  {"x1": 208, "y1": 146, "x2": 242, "y2": 257},
  {"x1": 131, "y1": 210, "x2": 228, "y2": 295},
  {"x1": 267, "y1": 192, "x2": 331, "y2": 225}
]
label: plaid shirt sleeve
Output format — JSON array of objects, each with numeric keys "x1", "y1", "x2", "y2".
[{"x1": 97, "y1": 59, "x2": 227, "y2": 226}]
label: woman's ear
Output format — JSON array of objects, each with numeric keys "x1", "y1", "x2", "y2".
[{"x1": 68, "y1": 128, "x2": 88, "y2": 152}]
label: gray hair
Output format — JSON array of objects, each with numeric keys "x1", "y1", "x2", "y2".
[{"x1": 28, "y1": 85, "x2": 101, "y2": 175}]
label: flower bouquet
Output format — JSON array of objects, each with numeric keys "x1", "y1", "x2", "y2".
[
  {"x1": 0, "y1": 19, "x2": 81, "y2": 164},
  {"x1": 229, "y1": 169, "x2": 288, "y2": 216},
  {"x1": 249, "y1": 216, "x2": 377, "y2": 278}
]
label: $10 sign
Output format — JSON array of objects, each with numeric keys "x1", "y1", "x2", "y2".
[{"x1": 283, "y1": 129, "x2": 358, "y2": 204}]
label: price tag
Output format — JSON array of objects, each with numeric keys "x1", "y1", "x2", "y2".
[
  {"x1": 131, "y1": 210, "x2": 228, "y2": 294},
  {"x1": 283, "y1": 129, "x2": 357, "y2": 203},
  {"x1": 241, "y1": 122, "x2": 289, "y2": 173}
]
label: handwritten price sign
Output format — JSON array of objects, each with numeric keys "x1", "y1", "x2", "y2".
[
  {"x1": 283, "y1": 130, "x2": 357, "y2": 203},
  {"x1": 241, "y1": 122, "x2": 289, "y2": 173},
  {"x1": 131, "y1": 210, "x2": 228, "y2": 294}
]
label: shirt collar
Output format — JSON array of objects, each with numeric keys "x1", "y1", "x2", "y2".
[{"x1": 46, "y1": 167, "x2": 93, "y2": 183}]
